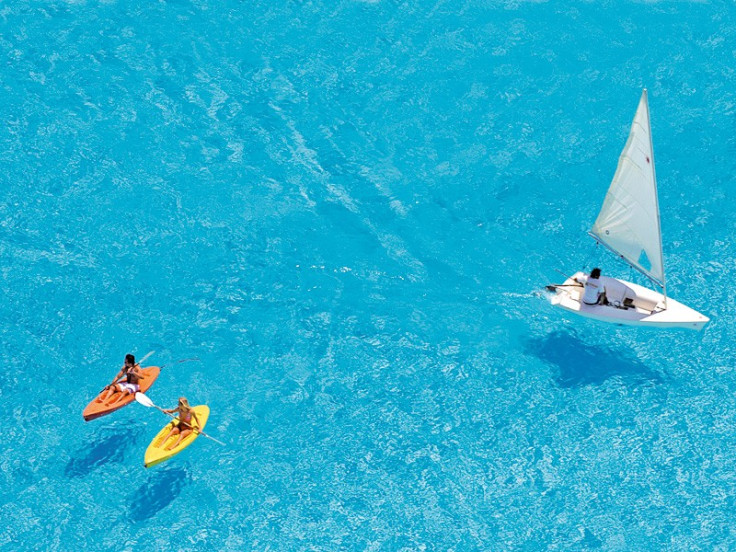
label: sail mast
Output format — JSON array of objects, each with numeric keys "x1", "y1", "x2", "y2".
[{"x1": 643, "y1": 89, "x2": 667, "y2": 307}]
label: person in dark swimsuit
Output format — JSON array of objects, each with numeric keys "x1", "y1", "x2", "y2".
[
  {"x1": 161, "y1": 397, "x2": 200, "y2": 451},
  {"x1": 101, "y1": 354, "x2": 144, "y2": 402}
]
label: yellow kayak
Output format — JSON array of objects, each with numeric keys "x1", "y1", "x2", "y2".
[{"x1": 144, "y1": 405, "x2": 210, "y2": 468}]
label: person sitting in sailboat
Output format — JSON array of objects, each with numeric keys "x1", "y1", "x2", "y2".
[{"x1": 575, "y1": 268, "x2": 607, "y2": 306}]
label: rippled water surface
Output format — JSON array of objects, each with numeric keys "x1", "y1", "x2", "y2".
[{"x1": 2, "y1": 0, "x2": 736, "y2": 549}]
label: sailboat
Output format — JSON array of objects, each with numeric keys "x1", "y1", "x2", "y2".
[{"x1": 549, "y1": 89, "x2": 709, "y2": 330}]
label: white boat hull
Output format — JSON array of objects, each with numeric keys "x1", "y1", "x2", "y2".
[{"x1": 549, "y1": 272, "x2": 709, "y2": 331}]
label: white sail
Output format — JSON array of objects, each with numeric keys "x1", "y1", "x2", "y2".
[{"x1": 590, "y1": 89, "x2": 665, "y2": 287}]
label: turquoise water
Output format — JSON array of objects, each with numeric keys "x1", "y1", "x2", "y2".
[{"x1": 2, "y1": 0, "x2": 735, "y2": 549}]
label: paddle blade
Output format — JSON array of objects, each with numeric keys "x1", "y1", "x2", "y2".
[
  {"x1": 135, "y1": 392, "x2": 155, "y2": 407},
  {"x1": 137, "y1": 350, "x2": 155, "y2": 366}
]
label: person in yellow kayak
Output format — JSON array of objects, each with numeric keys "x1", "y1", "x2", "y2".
[
  {"x1": 161, "y1": 397, "x2": 201, "y2": 450},
  {"x1": 100, "y1": 354, "x2": 145, "y2": 403}
]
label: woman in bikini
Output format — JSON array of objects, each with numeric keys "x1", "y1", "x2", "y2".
[
  {"x1": 161, "y1": 397, "x2": 201, "y2": 450},
  {"x1": 100, "y1": 354, "x2": 144, "y2": 402}
]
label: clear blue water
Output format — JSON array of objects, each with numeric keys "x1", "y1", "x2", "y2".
[{"x1": 2, "y1": 0, "x2": 735, "y2": 549}]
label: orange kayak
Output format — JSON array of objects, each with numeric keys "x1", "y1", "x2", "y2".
[{"x1": 83, "y1": 367, "x2": 161, "y2": 421}]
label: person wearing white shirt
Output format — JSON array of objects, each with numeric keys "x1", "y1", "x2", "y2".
[{"x1": 575, "y1": 268, "x2": 607, "y2": 305}]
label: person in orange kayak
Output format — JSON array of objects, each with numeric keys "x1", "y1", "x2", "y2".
[
  {"x1": 100, "y1": 354, "x2": 145, "y2": 402},
  {"x1": 161, "y1": 397, "x2": 201, "y2": 451}
]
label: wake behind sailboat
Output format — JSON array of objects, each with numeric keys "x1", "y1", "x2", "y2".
[{"x1": 549, "y1": 89, "x2": 709, "y2": 331}]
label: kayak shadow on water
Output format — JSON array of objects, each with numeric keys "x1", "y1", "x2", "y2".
[
  {"x1": 65, "y1": 427, "x2": 141, "y2": 478},
  {"x1": 128, "y1": 467, "x2": 188, "y2": 522},
  {"x1": 525, "y1": 330, "x2": 663, "y2": 388}
]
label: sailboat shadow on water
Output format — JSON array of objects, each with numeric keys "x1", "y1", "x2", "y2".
[
  {"x1": 526, "y1": 330, "x2": 663, "y2": 388},
  {"x1": 549, "y1": 89, "x2": 709, "y2": 331}
]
